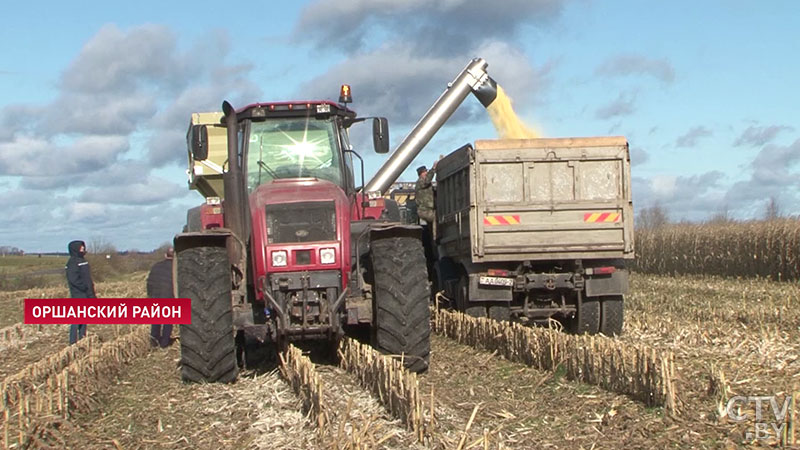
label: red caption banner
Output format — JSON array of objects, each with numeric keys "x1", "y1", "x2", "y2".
[{"x1": 24, "y1": 298, "x2": 192, "y2": 324}]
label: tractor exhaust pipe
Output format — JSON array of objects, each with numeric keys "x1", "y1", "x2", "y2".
[
  {"x1": 222, "y1": 101, "x2": 246, "y2": 241},
  {"x1": 364, "y1": 58, "x2": 498, "y2": 195}
]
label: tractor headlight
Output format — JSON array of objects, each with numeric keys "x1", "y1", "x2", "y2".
[
  {"x1": 320, "y1": 248, "x2": 336, "y2": 265},
  {"x1": 271, "y1": 250, "x2": 287, "y2": 267}
]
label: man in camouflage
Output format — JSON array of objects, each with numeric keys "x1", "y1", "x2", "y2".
[{"x1": 414, "y1": 162, "x2": 437, "y2": 224}]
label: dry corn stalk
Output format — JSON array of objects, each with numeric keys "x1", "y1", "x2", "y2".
[
  {"x1": 338, "y1": 337, "x2": 431, "y2": 442},
  {"x1": 433, "y1": 308, "x2": 679, "y2": 416},
  {"x1": 1, "y1": 335, "x2": 99, "y2": 407},
  {"x1": 278, "y1": 344, "x2": 328, "y2": 431},
  {"x1": 633, "y1": 219, "x2": 800, "y2": 280},
  {"x1": 0, "y1": 325, "x2": 151, "y2": 447},
  {"x1": 0, "y1": 323, "x2": 48, "y2": 352}
]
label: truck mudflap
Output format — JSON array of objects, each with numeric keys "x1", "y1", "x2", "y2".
[
  {"x1": 469, "y1": 273, "x2": 513, "y2": 301},
  {"x1": 584, "y1": 269, "x2": 629, "y2": 297}
]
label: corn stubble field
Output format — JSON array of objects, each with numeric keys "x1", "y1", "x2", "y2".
[{"x1": 1, "y1": 220, "x2": 799, "y2": 449}]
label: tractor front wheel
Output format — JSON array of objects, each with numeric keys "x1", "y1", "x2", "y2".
[
  {"x1": 177, "y1": 246, "x2": 238, "y2": 383},
  {"x1": 371, "y1": 235, "x2": 431, "y2": 373}
]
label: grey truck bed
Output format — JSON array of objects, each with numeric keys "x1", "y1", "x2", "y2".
[{"x1": 435, "y1": 137, "x2": 634, "y2": 263}]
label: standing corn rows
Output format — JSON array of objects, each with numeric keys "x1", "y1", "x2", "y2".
[
  {"x1": 633, "y1": 219, "x2": 800, "y2": 280},
  {"x1": 338, "y1": 337, "x2": 430, "y2": 442},
  {"x1": 432, "y1": 308, "x2": 678, "y2": 416},
  {"x1": 1, "y1": 325, "x2": 150, "y2": 448}
]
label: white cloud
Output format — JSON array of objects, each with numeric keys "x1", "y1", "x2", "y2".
[
  {"x1": 675, "y1": 126, "x2": 713, "y2": 148},
  {"x1": 733, "y1": 124, "x2": 794, "y2": 147},
  {"x1": 0, "y1": 24, "x2": 258, "y2": 250},
  {"x1": 595, "y1": 54, "x2": 675, "y2": 84},
  {"x1": 0, "y1": 134, "x2": 127, "y2": 176},
  {"x1": 595, "y1": 91, "x2": 636, "y2": 119}
]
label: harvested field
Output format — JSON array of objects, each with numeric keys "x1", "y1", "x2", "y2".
[{"x1": 0, "y1": 272, "x2": 797, "y2": 448}]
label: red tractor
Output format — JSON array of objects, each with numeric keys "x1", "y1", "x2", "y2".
[{"x1": 175, "y1": 58, "x2": 498, "y2": 382}]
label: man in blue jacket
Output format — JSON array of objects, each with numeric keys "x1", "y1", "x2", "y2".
[{"x1": 65, "y1": 240, "x2": 96, "y2": 344}]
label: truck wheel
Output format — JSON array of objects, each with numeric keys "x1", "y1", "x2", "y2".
[
  {"x1": 371, "y1": 236, "x2": 431, "y2": 373},
  {"x1": 488, "y1": 305, "x2": 511, "y2": 321},
  {"x1": 454, "y1": 277, "x2": 486, "y2": 318},
  {"x1": 465, "y1": 305, "x2": 487, "y2": 318},
  {"x1": 570, "y1": 296, "x2": 600, "y2": 335},
  {"x1": 599, "y1": 295, "x2": 624, "y2": 336},
  {"x1": 177, "y1": 246, "x2": 238, "y2": 383}
]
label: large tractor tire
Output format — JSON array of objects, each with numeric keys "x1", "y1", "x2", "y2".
[
  {"x1": 177, "y1": 246, "x2": 238, "y2": 383},
  {"x1": 599, "y1": 295, "x2": 624, "y2": 336},
  {"x1": 371, "y1": 236, "x2": 431, "y2": 373}
]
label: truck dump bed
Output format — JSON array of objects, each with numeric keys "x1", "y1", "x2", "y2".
[{"x1": 436, "y1": 137, "x2": 634, "y2": 263}]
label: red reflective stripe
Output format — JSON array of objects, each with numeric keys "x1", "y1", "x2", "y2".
[
  {"x1": 485, "y1": 215, "x2": 517, "y2": 225},
  {"x1": 596, "y1": 213, "x2": 610, "y2": 222}
]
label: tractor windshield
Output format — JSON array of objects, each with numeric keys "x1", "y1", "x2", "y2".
[{"x1": 246, "y1": 117, "x2": 343, "y2": 192}]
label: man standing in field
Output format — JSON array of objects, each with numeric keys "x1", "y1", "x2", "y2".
[
  {"x1": 65, "y1": 240, "x2": 96, "y2": 344},
  {"x1": 147, "y1": 247, "x2": 174, "y2": 348}
]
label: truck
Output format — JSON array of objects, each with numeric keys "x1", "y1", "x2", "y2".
[
  {"x1": 433, "y1": 137, "x2": 634, "y2": 335},
  {"x1": 175, "y1": 58, "x2": 500, "y2": 382}
]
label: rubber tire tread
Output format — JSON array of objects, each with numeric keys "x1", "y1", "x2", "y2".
[
  {"x1": 454, "y1": 276, "x2": 485, "y2": 318},
  {"x1": 371, "y1": 236, "x2": 431, "y2": 373},
  {"x1": 599, "y1": 295, "x2": 624, "y2": 336},
  {"x1": 488, "y1": 305, "x2": 511, "y2": 321},
  {"x1": 178, "y1": 246, "x2": 238, "y2": 383},
  {"x1": 574, "y1": 297, "x2": 600, "y2": 335},
  {"x1": 465, "y1": 305, "x2": 487, "y2": 318}
]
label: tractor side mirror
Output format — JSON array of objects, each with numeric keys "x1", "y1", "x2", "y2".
[
  {"x1": 372, "y1": 117, "x2": 389, "y2": 154},
  {"x1": 190, "y1": 125, "x2": 209, "y2": 161}
]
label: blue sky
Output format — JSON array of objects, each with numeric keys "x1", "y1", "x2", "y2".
[{"x1": 1, "y1": 0, "x2": 798, "y2": 252}]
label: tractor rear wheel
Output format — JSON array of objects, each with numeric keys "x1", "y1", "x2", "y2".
[
  {"x1": 371, "y1": 235, "x2": 431, "y2": 373},
  {"x1": 177, "y1": 246, "x2": 238, "y2": 383},
  {"x1": 599, "y1": 295, "x2": 624, "y2": 336}
]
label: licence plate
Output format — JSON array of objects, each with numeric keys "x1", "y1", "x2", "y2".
[{"x1": 479, "y1": 276, "x2": 514, "y2": 287}]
